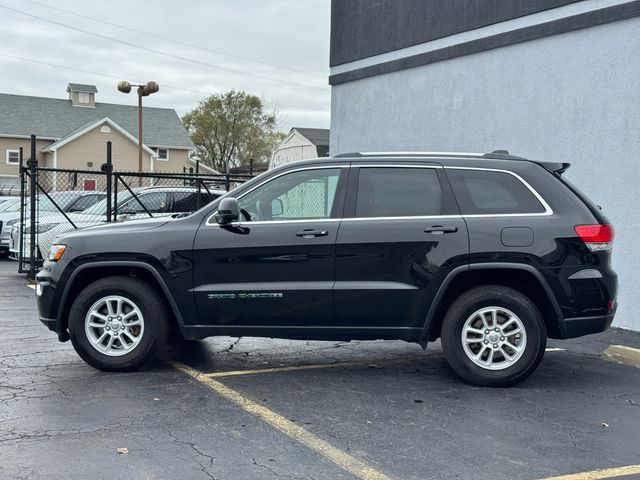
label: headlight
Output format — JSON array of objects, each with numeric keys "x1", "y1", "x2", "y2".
[
  {"x1": 48, "y1": 244, "x2": 66, "y2": 261},
  {"x1": 5, "y1": 219, "x2": 18, "y2": 228},
  {"x1": 25, "y1": 223, "x2": 58, "y2": 234}
]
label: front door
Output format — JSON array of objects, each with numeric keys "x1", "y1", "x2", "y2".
[
  {"x1": 334, "y1": 164, "x2": 469, "y2": 339},
  {"x1": 192, "y1": 165, "x2": 348, "y2": 333}
]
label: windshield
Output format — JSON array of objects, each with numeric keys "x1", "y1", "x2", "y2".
[{"x1": 0, "y1": 199, "x2": 19, "y2": 212}]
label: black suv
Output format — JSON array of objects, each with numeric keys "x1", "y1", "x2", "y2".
[{"x1": 35, "y1": 152, "x2": 617, "y2": 386}]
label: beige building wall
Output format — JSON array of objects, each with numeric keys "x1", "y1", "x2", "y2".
[
  {"x1": 56, "y1": 123, "x2": 153, "y2": 172},
  {"x1": 0, "y1": 137, "x2": 52, "y2": 178},
  {"x1": 152, "y1": 148, "x2": 194, "y2": 173}
]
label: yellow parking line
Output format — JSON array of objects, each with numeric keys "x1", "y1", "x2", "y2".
[
  {"x1": 204, "y1": 349, "x2": 563, "y2": 379},
  {"x1": 538, "y1": 464, "x2": 640, "y2": 480},
  {"x1": 204, "y1": 360, "x2": 397, "y2": 378},
  {"x1": 173, "y1": 362, "x2": 392, "y2": 480},
  {"x1": 602, "y1": 345, "x2": 640, "y2": 369}
]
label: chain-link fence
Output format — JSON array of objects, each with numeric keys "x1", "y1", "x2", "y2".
[{"x1": 15, "y1": 136, "x2": 254, "y2": 276}]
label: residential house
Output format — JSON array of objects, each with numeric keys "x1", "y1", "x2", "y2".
[
  {"x1": 0, "y1": 83, "x2": 208, "y2": 190},
  {"x1": 270, "y1": 127, "x2": 329, "y2": 169}
]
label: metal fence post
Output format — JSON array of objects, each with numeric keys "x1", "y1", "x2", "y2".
[
  {"x1": 18, "y1": 147, "x2": 25, "y2": 273},
  {"x1": 102, "y1": 141, "x2": 113, "y2": 222},
  {"x1": 225, "y1": 173, "x2": 230, "y2": 192},
  {"x1": 196, "y1": 160, "x2": 201, "y2": 209},
  {"x1": 27, "y1": 134, "x2": 37, "y2": 280}
]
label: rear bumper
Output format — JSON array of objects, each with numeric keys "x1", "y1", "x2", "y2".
[{"x1": 561, "y1": 312, "x2": 616, "y2": 339}]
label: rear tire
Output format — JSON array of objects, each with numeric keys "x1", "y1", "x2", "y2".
[
  {"x1": 441, "y1": 285, "x2": 546, "y2": 387},
  {"x1": 68, "y1": 276, "x2": 170, "y2": 372}
]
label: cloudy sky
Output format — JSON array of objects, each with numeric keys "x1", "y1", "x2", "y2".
[{"x1": 0, "y1": 0, "x2": 331, "y2": 132}]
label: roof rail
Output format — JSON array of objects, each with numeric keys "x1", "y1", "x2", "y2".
[
  {"x1": 331, "y1": 150, "x2": 570, "y2": 174},
  {"x1": 333, "y1": 151, "x2": 485, "y2": 158}
]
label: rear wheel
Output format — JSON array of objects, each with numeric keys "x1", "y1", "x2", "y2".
[
  {"x1": 68, "y1": 276, "x2": 170, "y2": 371},
  {"x1": 441, "y1": 285, "x2": 546, "y2": 387}
]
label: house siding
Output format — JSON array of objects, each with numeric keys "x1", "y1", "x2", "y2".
[
  {"x1": 0, "y1": 137, "x2": 51, "y2": 178},
  {"x1": 271, "y1": 132, "x2": 319, "y2": 168},
  {"x1": 152, "y1": 148, "x2": 194, "y2": 173},
  {"x1": 56, "y1": 124, "x2": 153, "y2": 172}
]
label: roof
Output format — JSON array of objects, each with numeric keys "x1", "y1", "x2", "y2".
[
  {"x1": 67, "y1": 83, "x2": 98, "y2": 94},
  {"x1": 0, "y1": 92, "x2": 194, "y2": 149},
  {"x1": 44, "y1": 117, "x2": 156, "y2": 156},
  {"x1": 292, "y1": 127, "x2": 330, "y2": 147}
]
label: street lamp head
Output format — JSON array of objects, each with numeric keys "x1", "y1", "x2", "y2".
[
  {"x1": 140, "y1": 81, "x2": 160, "y2": 97},
  {"x1": 117, "y1": 81, "x2": 132, "y2": 93}
]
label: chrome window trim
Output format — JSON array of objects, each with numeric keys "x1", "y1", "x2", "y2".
[
  {"x1": 205, "y1": 163, "x2": 554, "y2": 227},
  {"x1": 205, "y1": 165, "x2": 349, "y2": 226},
  {"x1": 445, "y1": 166, "x2": 553, "y2": 217}
]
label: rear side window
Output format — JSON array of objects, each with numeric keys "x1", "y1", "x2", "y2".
[
  {"x1": 447, "y1": 169, "x2": 546, "y2": 215},
  {"x1": 355, "y1": 167, "x2": 442, "y2": 217}
]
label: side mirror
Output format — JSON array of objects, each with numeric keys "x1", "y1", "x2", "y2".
[
  {"x1": 215, "y1": 197, "x2": 240, "y2": 225},
  {"x1": 119, "y1": 207, "x2": 136, "y2": 215},
  {"x1": 271, "y1": 198, "x2": 284, "y2": 217}
]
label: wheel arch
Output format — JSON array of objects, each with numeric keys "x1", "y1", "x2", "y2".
[
  {"x1": 421, "y1": 263, "x2": 564, "y2": 342},
  {"x1": 57, "y1": 261, "x2": 183, "y2": 341}
]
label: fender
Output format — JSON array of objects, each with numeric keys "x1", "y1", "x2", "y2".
[
  {"x1": 419, "y1": 262, "x2": 564, "y2": 342},
  {"x1": 57, "y1": 260, "x2": 185, "y2": 328}
]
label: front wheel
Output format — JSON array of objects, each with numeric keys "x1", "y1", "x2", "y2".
[
  {"x1": 68, "y1": 276, "x2": 170, "y2": 371},
  {"x1": 441, "y1": 286, "x2": 546, "y2": 387}
]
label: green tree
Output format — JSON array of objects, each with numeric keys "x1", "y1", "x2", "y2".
[{"x1": 182, "y1": 90, "x2": 284, "y2": 173}]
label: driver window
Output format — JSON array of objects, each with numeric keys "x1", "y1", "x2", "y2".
[{"x1": 238, "y1": 168, "x2": 341, "y2": 221}]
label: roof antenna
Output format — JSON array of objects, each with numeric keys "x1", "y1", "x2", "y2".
[{"x1": 491, "y1": 149, "x2": 510, "y2": 154}]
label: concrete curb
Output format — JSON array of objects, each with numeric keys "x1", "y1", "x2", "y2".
[{"x1": 602, "y1": 345, "x2": 640, "y2": 369}]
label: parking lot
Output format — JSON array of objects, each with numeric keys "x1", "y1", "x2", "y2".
[{"x1": 1, "y1": 259, "x2": 639, "y2": 480}]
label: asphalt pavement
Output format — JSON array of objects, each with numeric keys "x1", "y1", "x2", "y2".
[{"x1": 1, "y1": 260, "x2": 639, "y2": 480}]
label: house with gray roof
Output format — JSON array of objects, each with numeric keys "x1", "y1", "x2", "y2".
[
  {"x1": 0, "y1": 82, "x2": 203, "y2": 190},
  {"x1": 270, "y1": 127, "x2": 330, "y2": 169}
]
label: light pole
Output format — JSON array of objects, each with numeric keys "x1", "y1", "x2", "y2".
[{"x1": 117, "y1": 80, "x2": 159, "y2": 179}]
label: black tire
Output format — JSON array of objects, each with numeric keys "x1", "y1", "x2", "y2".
[
  {"x1": 440, "y1": 285, "x2": 546, "y2": 387},
  {"x1": 68, "y1": 276, "x2": 170, "y2": 372}
]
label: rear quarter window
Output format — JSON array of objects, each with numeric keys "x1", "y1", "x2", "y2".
[{"x1": 447, "y1": 169, "x2": 546, "y2": 215}]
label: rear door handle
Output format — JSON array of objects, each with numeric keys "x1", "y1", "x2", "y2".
[
  {"x1": 424, "y1": 225, "x2": 458, "y2": 234},
  {"x1": 296, "y1": 229, "x2": 329, "y2": 238}
]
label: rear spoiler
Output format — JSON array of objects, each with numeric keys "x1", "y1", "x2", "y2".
[{"x1": 538, "y1": 161, "x2": 571, "y2": 175}]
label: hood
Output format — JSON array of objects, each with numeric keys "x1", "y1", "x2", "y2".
[{"x1": 60, "y1": 216, "x2": 170, "y2": 240}]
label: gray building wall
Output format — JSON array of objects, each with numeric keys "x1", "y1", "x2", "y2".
[{"x1": 330, "y1": 10, "x2": 640, "y2": 330}]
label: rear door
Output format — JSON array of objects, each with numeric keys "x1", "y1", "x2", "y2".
[{"x1": 334, "y1": 163, "x2": 469, "y2": 338}]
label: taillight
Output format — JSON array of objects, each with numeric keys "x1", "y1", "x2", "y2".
[{"x1": 574, "y1": 224, "x2": 614, "y2": 252}]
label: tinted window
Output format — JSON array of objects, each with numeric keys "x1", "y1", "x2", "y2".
[
  {"x1": 68, "y1": 194, "x2": 105, "y2": 212},
  {"x1": 355, "y1": 167, "x2": 442, "y2": 218},
  {"x1": 447, "y1": 169, "x2": 546, "y2": 215},
  {"x1": 238, "y1": 168, "x2": 341, "y2": 221},
  {"x1": 121, "y1": 192, "x2": 169, "y2": 214},
  {"x1": 171, "y1": 191, "x2": 218, "y2": 212}
]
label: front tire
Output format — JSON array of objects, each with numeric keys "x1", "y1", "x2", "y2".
[
  {"x1": 441, "y1": 285, "x2": 546, "y2": 387},
  {"x1": 68, "y1": 276, "x2": 170, "y2": 372}
]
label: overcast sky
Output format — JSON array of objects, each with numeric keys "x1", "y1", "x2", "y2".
[{"x1": 0, "y1": 0, "x2": 331, "y2": 132}]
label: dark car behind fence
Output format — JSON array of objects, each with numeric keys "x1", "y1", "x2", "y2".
[{"x1": 17, "y1": 135, "x2": 254, "y2": 277}]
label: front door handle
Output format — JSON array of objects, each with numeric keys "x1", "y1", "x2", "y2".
[
  {"x1": 296, "y1": 229, "x2": 329, "y2": 238},
  {"x1": 424, "y1": 225, "x2": 458, "y2": 234}
]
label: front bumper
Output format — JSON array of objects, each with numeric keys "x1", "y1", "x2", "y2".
[
  {"x1": 39, "y1": 316, "x2": 58, "y2": 333},
  {"x1": 35, "y1": 270, "x2": 69, "y2": 342}
]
